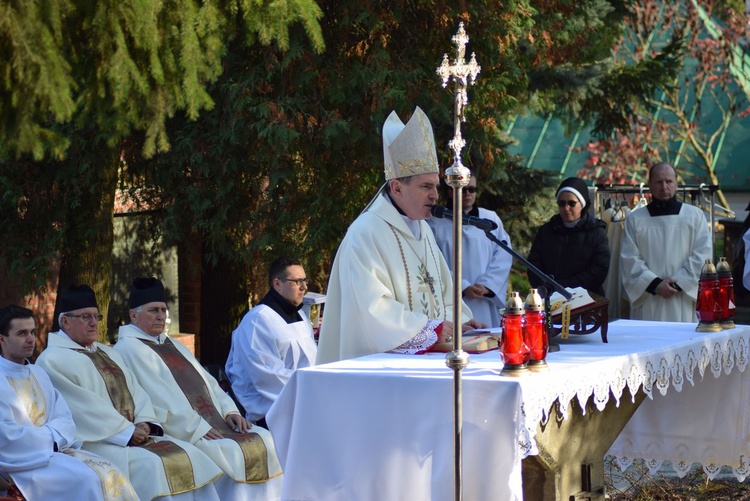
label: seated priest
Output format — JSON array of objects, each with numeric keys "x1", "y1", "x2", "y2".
[
  {"x1": 225, "y1": 257, "x2": 318, "y2": 428},
  {"x1": 317, "y1": 106, "x2": 484, "y2": 364},
  {"x1": 36, "y1": 285, "x2": 225, "y2": 501},
  {"x1": 0, "y1": 304, "x2": 138, "y2": 501},
  {"x1": 115, "y1": 277, "x2": 283, "y2": 501}
]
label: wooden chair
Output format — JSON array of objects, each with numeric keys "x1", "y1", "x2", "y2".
[
  {"x1": 203, "y1": 363, "x2": 247, "y2": 418},
  {"x1": 0, "y1": 473, "x2": 25, "y2": 501}
]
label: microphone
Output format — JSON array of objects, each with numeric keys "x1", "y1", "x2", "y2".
[{"x1": 430, "y1": 205, "x2": 498, "y2": 232}]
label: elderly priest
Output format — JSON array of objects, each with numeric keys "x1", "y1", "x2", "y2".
[
  {"x1": 115, "y1": 277, "x2": 283, "y2": 501},
  {"x1": 0, "y1": 304, "x2": 138, "y2": 501},
  {"x1": 36, "y1": 285, "x2": 224, "y2": 501},
  {"x1": 317, "y1": 107, "x2": 483, "y2": 364}
]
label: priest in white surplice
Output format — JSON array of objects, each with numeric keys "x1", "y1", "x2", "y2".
[
  {"x1": 428, "y1": 174, "x2": 512, "y2": 327},
  {"x1": 317, "y1": 107, "x2": 484, "y2": 364},
  {"x1": 620, "y1": 163, "x2": 712, "y2": 321},
  {"x1": 115, "y1": 277, "x2": 283, "y2": 501},
  {"x1": 0, "y1": 305, "x2": 137, "y2": 501},
  {"x1": 225, "y1": 258, "x2": 317, "y2": 425},
  {"x1": 36, "y1": 285, "x2": 224, "y2": 501}
]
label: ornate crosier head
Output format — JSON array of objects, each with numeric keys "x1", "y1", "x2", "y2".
[{"x1": 436, "y1": 22, "x2": 480, "y2": 187}]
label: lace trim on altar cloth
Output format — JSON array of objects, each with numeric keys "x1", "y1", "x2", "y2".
[
  {"x1": 520, "y1": 334, "x2": 750, "y2": 466},
  {"x1": 388, "y1": 319, "x2": 441, "y2": 355},
  {"x1": 609, "y1": 454, "x2": 750, "y2": 482},
  {"x1": 529, "y1": 335, "x2": 749, "y2": 425},
  {"x1": 518, "y1": 402, "x2": 535, "y2": 457}
]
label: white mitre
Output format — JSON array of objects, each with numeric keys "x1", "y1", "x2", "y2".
[{"x1": 382, "y1": 106, "x2": 439, "y2": 181}]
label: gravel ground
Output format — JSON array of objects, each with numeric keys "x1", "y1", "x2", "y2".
[{"x1": 604, "y1": 457, "x2": 750, "y2": 500}]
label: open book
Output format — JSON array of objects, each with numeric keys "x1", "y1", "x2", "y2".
[
  {"x1": 432, "y1": 329, "x2": 501, "y2": 353},
  {"x1": 548, "y1": 287, "x2": 595, "y2": 316}
]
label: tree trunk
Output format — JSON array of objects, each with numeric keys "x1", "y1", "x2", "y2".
[
  {"x1": 55, "y1": 147, "x2": 119, "y2": 345},
  {"x1": 199, "y1": 246, "x2": 250, "y2": 365}
]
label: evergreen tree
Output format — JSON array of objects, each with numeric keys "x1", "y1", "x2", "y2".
[
  {"x1": 127, "y1": 0, "x2": 653, "y2": 358},
  {"x1": 0, "y1": 0, "x2": 323, "y2": 342},
  {"x1": 2, "y1": 0, "x2": 680, "y2": 354}
]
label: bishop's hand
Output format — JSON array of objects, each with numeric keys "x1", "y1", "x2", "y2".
[{"x1": 462, "y1": 319, "x2": 486, "y2": 331}]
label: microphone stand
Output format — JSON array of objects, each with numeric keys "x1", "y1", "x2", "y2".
[{"x1": 482, "y1": 231, "x2": 571, "y2": 349}]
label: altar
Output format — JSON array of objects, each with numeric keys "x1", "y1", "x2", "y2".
[{"x1": 267, "y1": 320, "x2": 750, "y2": 501}]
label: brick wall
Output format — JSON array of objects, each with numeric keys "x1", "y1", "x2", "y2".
[
  {"x1": 171, "y1": 333, "x2": 196, "y2": 355},
  {"x1": 0, "y1": 259, "x2": 59, "y2": 355},
  {"x1": 178, "y1": 240, "x2": 202, "y2": 358}
]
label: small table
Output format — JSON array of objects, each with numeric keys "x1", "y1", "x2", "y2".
[{"x1": 551, "y1": 291, "x2": 610, "y2": 342}]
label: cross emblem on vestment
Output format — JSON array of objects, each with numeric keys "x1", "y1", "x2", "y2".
[
  {"x1": 163, "y1": 348, "x2": 191, "y2": 370},
  {"x1": 424, "y1": 269, "x2": 436, "y2": 296},
  {"x1": 98, "y1": 363, "x2": 120, "y2": 376},
  {"x1": 195, "y1": 395, "x2": 216, "y2": 417}
]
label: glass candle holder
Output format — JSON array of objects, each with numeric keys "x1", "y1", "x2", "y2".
[
  {"x1": 716, "y1": 256, "x2": 736, "y2": 330},
  {"x1": 523, "y1": 289, "x2": 548, "y2": 371},
  {"x1": 500, "y1": 292, "x2": 530, "y2": 376},
  {"x1": 695, "y1": 259, "x2": 722, "y2": 332}
]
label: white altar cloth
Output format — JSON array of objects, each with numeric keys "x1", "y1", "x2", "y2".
[{"x1": 267, "y1": 320, "x2": 750, "y2": 501}]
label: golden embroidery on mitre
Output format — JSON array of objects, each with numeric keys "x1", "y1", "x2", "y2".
[{"x1": 382, "y1": 107, "x2": 438, "y2": 181}]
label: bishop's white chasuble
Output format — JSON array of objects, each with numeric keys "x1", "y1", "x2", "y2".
[{"x1": 318, "y1": 194, "x2": 472, "y2": 364}]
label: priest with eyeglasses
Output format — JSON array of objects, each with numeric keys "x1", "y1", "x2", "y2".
[
  {"x1": 225, "y1": 257, "x2": 317, "y2": 429},
  {"x1": 37, "y1": 284, "x2": 225, "y2": 501}
]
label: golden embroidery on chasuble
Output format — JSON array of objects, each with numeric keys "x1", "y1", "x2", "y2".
[
  {"x1": 7, "y1": 373, "x2": 46, "y2": 426},
  {"x1": 78, "y1": 350, "x2": 135, "y2": 422},
  {"x1": 140, "y1": 439, "x2": 196, "y2": 493},
  {"x1": 66, "y1": 449, "x2": 137, "y2": 501},
  {"x1": 80, "y1": 349, "x2": 197, "y2": 493},
  {"x1": 140, "y1": 338, "x2": 272, "y2": 482}
]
